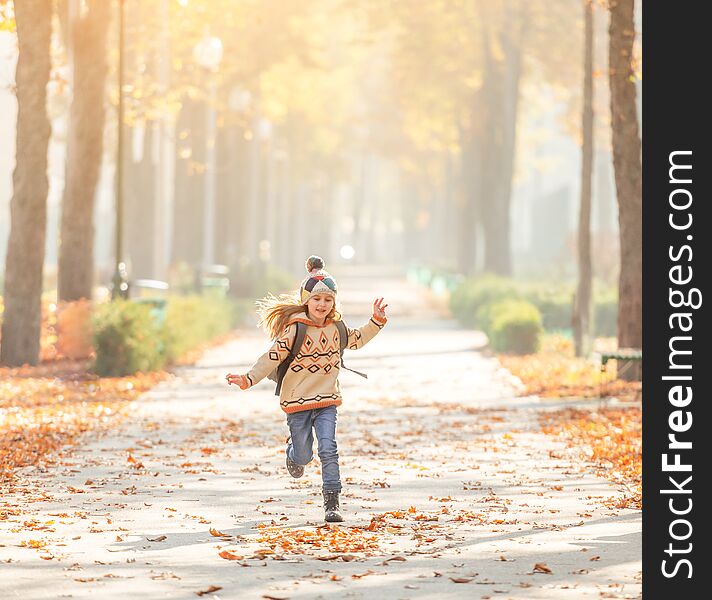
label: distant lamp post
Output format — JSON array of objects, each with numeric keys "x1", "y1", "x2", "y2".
[
  {"x1": 111, "y1": 0, "x2": 128, "y2": 300},
  {"x1": 111, "y1": 262, "x2": 130, "y2": 299},
  {"x1": 193, "y1": 32, "x2": 223, "y2": 270}
]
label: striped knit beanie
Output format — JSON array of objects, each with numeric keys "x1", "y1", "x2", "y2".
[{"x1": 299, "y1": 256, "x2": 338, "y2": 304}]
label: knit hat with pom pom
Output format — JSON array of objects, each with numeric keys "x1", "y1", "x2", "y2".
[{"x1": 299, "y1": 255, "x2": 338, "y2": 304}]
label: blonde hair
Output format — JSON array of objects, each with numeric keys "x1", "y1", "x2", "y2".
[{"x1": 256, "y1": 291, "x2": 341, "y2": 340}]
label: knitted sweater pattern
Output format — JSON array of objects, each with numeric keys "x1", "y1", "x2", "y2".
[{"x1": 245, "y1": 311, "x2": 387, "y2": 413}]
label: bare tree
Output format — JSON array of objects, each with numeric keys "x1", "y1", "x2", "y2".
[
  {"x1": 1, "y1": 0, "x2": 53, "y2": 366},
  {"x1": 573, "y1": 0, "x2": 594, "y2": 356},
  {"x1": 57, "y1": 0, "x2": 110, "y2": 302},
  {"x1": 608, "y1": 0, "x2": 642, "y2": 361},
  {"x1": 478, "y1": 2, "x2": 526, "y2": 276}
]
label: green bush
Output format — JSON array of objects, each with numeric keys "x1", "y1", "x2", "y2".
[
  {"x1": 486, "y1": 299, "x2": 543, "y2": 355},
  {"x1": 450, "y1": 275, "x2": 619, "y2": 339},
  {"x1": 449, "y1": 275, "x2": 519, "y2": 328},
  {"x1": 520, "y1": 283, "x2": 574, "y2": 331},
  {"x1": 93, "y1": 295, "x2": 247, "y2": 376},
  {"x1": 523, "y1": 282, "x2": 618, "y2": 336},
  {"x1": 475, "y1": 301, "x2": 499, "y2": 336},
  {"x1": 161, "y1": 295, "x2": 235, "y2": 363},
  {"x1": 93, "y1": 300, "x2": 166, "y2": 376}
]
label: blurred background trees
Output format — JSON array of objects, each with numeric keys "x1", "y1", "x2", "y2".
[
  {"x1": 57, "y1": 0, "x2": 111, "y2": 303},
  {"x1": 0, "y1": 0, "x2": 52, "y2": 366},
  {"x1": 0, "y1": 0, "x2": 641, "y2": 366}
]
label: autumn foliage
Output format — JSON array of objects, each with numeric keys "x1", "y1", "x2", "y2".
[
  {"x1": 256, "y1": 523, "x2": 380, "y2": 556},
  {"x1": 0, "y1": 296, "x2": 236, "y2": 481},
  {"x1": 0, "y1": 299, "x2": 128, "y2": 479},
  {"x1": 539, "y1": 407, "x2": 641, "y2": 509},
  {"x1": 0, "y1": 361, "x2": 168, "y2": 481},
  {"x1": 499, "y1": 334, "x2": 641, "y2": 400},
  {"x1": 496, "y1": 335, "x2": 641, "y2": 509}
]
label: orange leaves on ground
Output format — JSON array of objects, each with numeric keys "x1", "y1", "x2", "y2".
[
  {"x1": 0, "y1": 363, "x2": 167, "y2": 481},
  {"x1": 499, "y1": 343, "x2": 641, "y2": 400},
  {"x1": 539, "y1": 407, "x2": 641, "y2": 509},
  {"x1": 209, "y1": 527, "x2": 231, "y2": 538},
  {"x1": 366, "y1": 507, "x2": 441, "y2": 532},
  {"x1": 255, "y1": 523, "x2": 380, "y2": 556},
  {"x1": 126, "y1": 454, "x2": 145, "y2": 470},
  {"x1": 21, "y1": 538, "x2": 48, "y2": 549},
  {"x1": 450, "y1": 510, "x2": 486, "y2": 524},
  {"x1": 218, "y1": 550, "x2": 243, "y2": 561},
  {"x1": 379, "y1": 555, "x2": 407, "y2": 564},
  {"x1": 351, "y1": 569, "x2": 376, "y2": 579},
  {"x1": 533, "y1": 562, "x2": 553, "y2": 574},
  {"x1": 195, "y1": 585, "x2": 223, "y2": 596}
]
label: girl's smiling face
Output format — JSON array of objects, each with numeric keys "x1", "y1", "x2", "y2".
[{"x1": 306, "y1": 293, "x2": 335, "y2": 324}]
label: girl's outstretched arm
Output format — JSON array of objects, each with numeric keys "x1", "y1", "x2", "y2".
[
  {"x1": 373, "y1": 297, "x2": 388, "y2": 321},
  {"x1": 226, "y1": 373, "x2": 249, "y2": 389},
  {"x1": 345, "y1": 297, "x2": 388, "y2": 350},
  {"x1": 225, "y1": 323, "x2": 297, "y2": 389}
]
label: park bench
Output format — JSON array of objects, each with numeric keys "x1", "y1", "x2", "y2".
[
  {"x1": 592, "y1": 348, "x2": 642, "y2": 400},
  {"x1": 131, "y1": 279, "x2": 169, "y2": 326},
  {"x1": 197, "y1": 264, "x2": 230, "y2": 298}
]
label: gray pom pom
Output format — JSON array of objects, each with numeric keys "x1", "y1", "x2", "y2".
[{"x1": 305, "y1": 255, "x2": 324, "y2": 273}]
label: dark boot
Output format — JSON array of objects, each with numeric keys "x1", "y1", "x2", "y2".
[
  {"x1": 286, "y1": 454, "x2": 304, "y2": 478},
  {"x1": 285, "y1": 437, "x2": 304, "y2": 478},
  {"x1": 323, "y1": 489, "x2": 344, "y2": 523}
]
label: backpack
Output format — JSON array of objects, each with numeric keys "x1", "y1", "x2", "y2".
[{"x1": 267, "y1": 320, "x2": 367, "y2": 396}]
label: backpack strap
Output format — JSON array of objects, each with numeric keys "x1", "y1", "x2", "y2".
[
  {"x1": 274, "y1": 322, "x2": 307, "y2": 396},
  {"x1": 334, "y1": 320, "x2": 368, "y2": 379},
  {"x1": 335, "y1": 319, "x2": 348, "y2": 354}
]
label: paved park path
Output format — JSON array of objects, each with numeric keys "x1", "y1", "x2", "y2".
[{"x1": 0, "y1": 268, "x2": 641, "y2": 599}]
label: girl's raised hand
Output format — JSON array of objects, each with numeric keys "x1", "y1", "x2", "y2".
[
  {"x1": 226, "y1": 373, "x2": 249, "y2": 390},
  {"x1": 373, "y1": 297, "x2": 388, "y2": 319}
]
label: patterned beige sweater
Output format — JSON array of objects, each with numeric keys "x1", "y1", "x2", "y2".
[{"x1": 244, "y1": 311, "x2": 387, "y2": 413}]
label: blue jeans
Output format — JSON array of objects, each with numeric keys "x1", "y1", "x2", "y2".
[{"x1": 286, "y1": 405, "x2": 341, "y2": 492}]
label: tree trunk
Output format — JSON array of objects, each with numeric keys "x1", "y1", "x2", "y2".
[
  {"x1": 479, "y1": 8, "x2": 524, "y2": 276},
  {"x1": 217, "y1": 121, "x2": 253, "y2": 286},
  {"x1": 125, "y1": 124, "x2": 156, "y2": 279},
  {"x1": 57, "y1": 0, "x2": 111, "y2": 302},
  {"x1": 0, "y1": 0, "x2": 53, "y2": 366},
  {"x1": 458, "y1": 127, "x2": 480, "y2": 276},
  {"x1": 172, "y1": 95, "x2": 205, "y2": 267},
  {"x1": 609, "y1": 0, "x2": 642, "y2": 367},
  {"x1": 574, "y1": 0, "x2": 595, "y2": 357}
]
